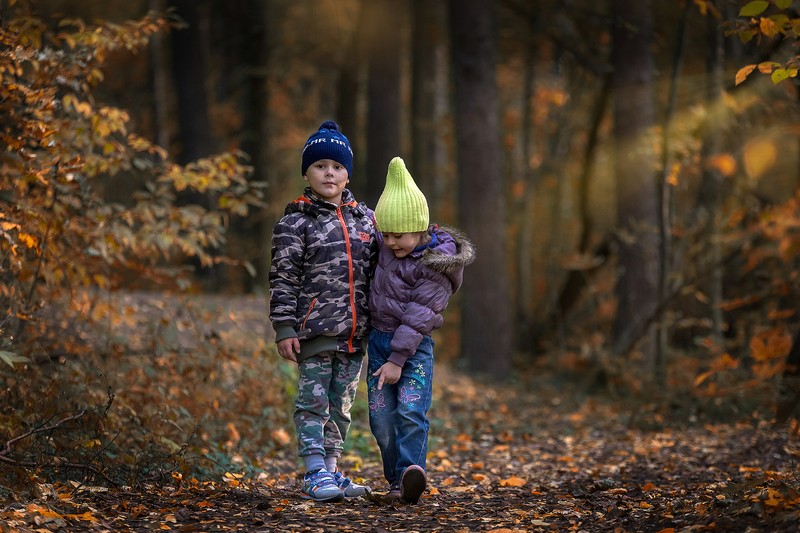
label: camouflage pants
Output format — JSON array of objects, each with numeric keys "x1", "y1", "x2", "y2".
[{"x1": 294, "y1": 351, "x2": 363, "y2": 459}]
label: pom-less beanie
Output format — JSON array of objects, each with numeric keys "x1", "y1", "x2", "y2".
[
  {"x1": 301, "y1": 120, "x2": 353, "y2": 178},
  {"x1": 374, "y1": 157, "x2": 429, "y2": 233}
]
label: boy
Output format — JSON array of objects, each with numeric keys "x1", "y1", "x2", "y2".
[{"x1": 269, "y1": 121, "x2": 376, "y2": 502}]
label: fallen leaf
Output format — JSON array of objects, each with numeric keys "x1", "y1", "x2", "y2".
[{"x1": 500, "y1": 476, "x2": 527, "y2": 487}]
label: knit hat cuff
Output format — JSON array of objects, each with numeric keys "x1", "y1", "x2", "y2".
[{"x1": 301, "y1": 120, "x2": 353, "y2": 178}]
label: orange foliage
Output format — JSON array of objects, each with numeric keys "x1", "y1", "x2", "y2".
[{"x1": 750, "y1": 327, "x2": 792, "y2": 362}]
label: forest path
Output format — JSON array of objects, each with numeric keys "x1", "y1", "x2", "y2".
[
  {"x1": 78, "y1": 290, "x2": 274, "y2": 354},
  {"x1": 8, "y1": 374, "x2": 799, "y2": 531},
  {"x1": 4, "y1": 292, "x2": 800, "y2": 532}
]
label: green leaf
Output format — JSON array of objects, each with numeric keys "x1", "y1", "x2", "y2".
[
  {"x1": 739, "y1": 0, "x2": 769, "y2": 16},
  {"x1": 739, "y1": 29, "x2": 757, "y2": 43},
  {"x1": 769, "y1": 14, "x2": 790, "y2": 29},
  {"x1": 775, "y1": 0, "x2": 792, "y2": 9},
  {"x1": 771, "y1": 67, "x2": 793, "y2": 84},
  {"x1": 158, "y1": 436, "x2": 182, "y2": 453},
  {"x1": 0, "y1": 350, "x2": 30, "y2": 368},
  {"x1": 791, "y1": 18, "x2": 800, "y2": 37}
]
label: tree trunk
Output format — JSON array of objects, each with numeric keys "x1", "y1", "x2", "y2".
[
  {"x1": 610, "y1": 0, "x2": 659, "y2": 369},
  {"x1": 365, "y1": 0, "x2": 403, "y2": 207},
  {"x1": 777, "y1": 329, "x2": 800, "y2": 424},
  {"x1": 411, "y1": 0, "x2": 448, "y2": 220},
  {"x1": 549, "y1": 75, "x2": 611, "y2": 336},
  {"x1": 514, "y1": 9, "x2": 538, "y2": 353},
  {"x1": 336, "y1": 2, "x2": 367, "y2": 200},
  {"x1": 656, "y1": 1, "x2": 690, "y2": 385},
  {"x1": 148, "y1": 0, "x2": 170, "y2": 151},
  {"x1": 449, "y1": 0, "x2": 512, "y2": 377},
  {"x1": 234, "y1": 0, "x2": 270, "y2": 292},
  {"x1": 169, "y1": 0, "x2": 214, "y2": 164},
  {"x1": 698, "y1": 0, "x2": 725, "y2": 345},
  {"x1": 168, "y1": 0, "x2": 220, "y2": 287}
]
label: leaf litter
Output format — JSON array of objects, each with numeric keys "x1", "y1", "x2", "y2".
[{"x1": 1, "y1": 295, "x2": 799, "y2": 532}]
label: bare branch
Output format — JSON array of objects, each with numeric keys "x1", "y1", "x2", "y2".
[
  {"x1": 0, "y1": 410, "x2": 86, "y2": 457},
  {"x1": 0, "y1": 409, "x2": 117, "y2": 486}
]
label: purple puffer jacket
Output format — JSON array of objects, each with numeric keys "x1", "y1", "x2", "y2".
[{"x1": 369, "y1": 225, "x2": 476, "y2": 367}]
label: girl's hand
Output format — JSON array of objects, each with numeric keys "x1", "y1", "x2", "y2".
[
  {"x1": 373, "y1": 362, "x2": 402, "y2": 390},
  {"x1": 277, "y1": 337, "x2": 300, "y2": 362}
]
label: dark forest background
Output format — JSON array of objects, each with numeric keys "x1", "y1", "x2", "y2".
[{"x1": 3, "y1": 0, "x2": 800, "y2": 493}]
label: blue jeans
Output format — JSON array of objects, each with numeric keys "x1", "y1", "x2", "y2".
[{"x1": 367, "y1": 329, "x2": 434, "y2": 486}]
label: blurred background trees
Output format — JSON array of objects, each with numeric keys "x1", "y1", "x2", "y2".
[{"x1": 4, "y1": 0, "x2": 800, "y2": 407}]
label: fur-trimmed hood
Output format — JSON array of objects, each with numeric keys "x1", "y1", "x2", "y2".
[{"x1": 420, "y1": 224, "x2": 476, "y2": 275}]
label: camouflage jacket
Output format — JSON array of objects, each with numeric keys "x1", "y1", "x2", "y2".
[{"x1": 269, "y1": 187, "x2": 377, "y2": 358}]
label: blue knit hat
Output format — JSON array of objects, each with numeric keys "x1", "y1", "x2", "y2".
[{"x1": 301, "y1": 120, "x2": 353, "y2": 178}]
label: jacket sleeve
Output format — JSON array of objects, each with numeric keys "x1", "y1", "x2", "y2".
[
  {"x1": 269, "y1": 215, "x2": 305, "y2": 342},
  {"x1": 387, "y1": 271, "x2": 451, "y2": 367},
  {"x1": 371, "y1": 225, "x2": 381, "y2": 274}
]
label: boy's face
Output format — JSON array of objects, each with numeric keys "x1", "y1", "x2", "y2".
[
  {"x1": 304, "y1": 159, "x2": 349, "y2": 205},
  {"x1": 382, "y1": 232, "x2": 424, "y2": 258}
]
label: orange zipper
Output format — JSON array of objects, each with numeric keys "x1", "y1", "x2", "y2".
[
  {"x1": 336, "y1": 206, "x2": 357, "y2": 351},
  {"x1": 301, "y1": 297, "x2": 318, "y2": 330}
]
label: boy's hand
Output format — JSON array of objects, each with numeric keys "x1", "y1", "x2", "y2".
[
  {"x1": 373, "y1": 362, "x2": 402, "y2": 390},
  {"x1": 276, "y1": 337, "x2": 300, "y2": 362}
]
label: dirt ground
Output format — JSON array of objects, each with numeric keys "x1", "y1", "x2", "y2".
[
  {"x1": 4, "y1": 374, "x2": 799, "y2": 532},
  {"x1": 2, "y1": 294, "x2": 800, "y2": 532}
]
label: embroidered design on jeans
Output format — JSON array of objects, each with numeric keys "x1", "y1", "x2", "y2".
[
  {"x1": 409, "y1": 362, "x2": 427, "y2": 389},
  {"x1": 399, "y1": 386, "x2": 421, "y2": 406},
  {"x1": 369, "y1": 391, "x2": 386, "y2": 413},
  {"x1": 413, "y1": 362, "x2": 426, "y2": 381}
]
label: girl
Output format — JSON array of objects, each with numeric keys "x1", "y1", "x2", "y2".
[{"x1": 367, "y1": 157, "x2": 475, "y2": 504}]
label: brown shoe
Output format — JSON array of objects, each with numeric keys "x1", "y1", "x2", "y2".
[
  {"x1": 380, "y1": 487, "x2": 401, "y2": 504},
  {"x1": 400, "y1": 465, "x2": 426, "y2": 504}
]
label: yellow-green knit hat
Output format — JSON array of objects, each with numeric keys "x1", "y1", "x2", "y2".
[{"x1": 374, "y1": 157, "x2": 429, "y2": 233}]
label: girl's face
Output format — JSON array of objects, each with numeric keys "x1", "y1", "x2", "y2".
[
  {"x1": 304, "y1": 159, "x2": 349, "y2": 205},
  {"x1": 382, "y1": 232, "x2": 424, "y2": 258}
]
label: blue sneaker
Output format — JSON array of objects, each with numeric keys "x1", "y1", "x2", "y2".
[
  {"x1": 301, "y1": 469, "x2": 344, "y2": 502},
  {"x1": 333, "y1": 471, "x2": 369, "y2": 497}
]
